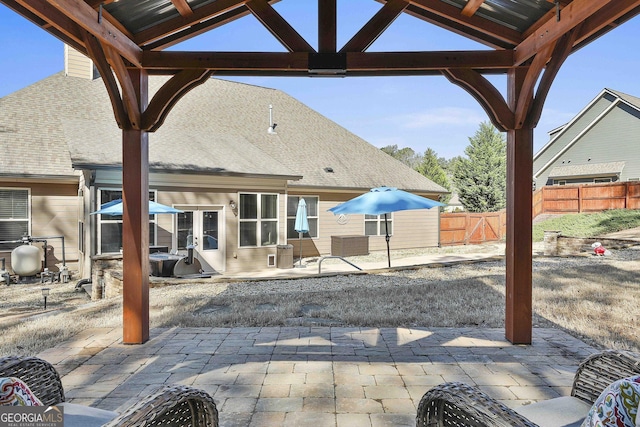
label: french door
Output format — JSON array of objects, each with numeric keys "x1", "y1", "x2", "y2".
[{"x1": 175, "y1": 206, "x2": 225, "y2": 273}]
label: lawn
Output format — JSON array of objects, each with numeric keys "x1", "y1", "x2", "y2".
[
  {"x1": 532, "y1": 209, "x2": 640, "y2": 241},
  {"x1": 1, "y1": 245, "x2": 638, "y2": 356}
]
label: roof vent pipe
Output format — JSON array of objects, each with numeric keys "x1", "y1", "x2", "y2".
[{"x1": 268, "y1": 104, "x2": 277, "y2": 134}]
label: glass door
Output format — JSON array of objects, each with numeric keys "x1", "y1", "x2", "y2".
[{"x1": 176, "y1": 206, "x2": 224, "y2": 272}]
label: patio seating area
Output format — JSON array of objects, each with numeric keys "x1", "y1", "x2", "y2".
[
  {"x1": 416, "y1": 350, "x2": 640, "y2": 427},
  {"x1": 0, "y1": 356, "x2": 219, "y2": 426},
  {"x1": 27, "y1": 326, "x2": 601, "y2": 427}
]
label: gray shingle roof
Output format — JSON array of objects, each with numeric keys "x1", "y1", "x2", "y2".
[
  {"x1": 548, "y1": 161, "x2": 626, "y2": 179},
  {"x1": 607, "y1": 88, "x2": 640, "y2": 109},
  {"x1": 1, "y1": 73, "x2": 446, "y2": 193}
]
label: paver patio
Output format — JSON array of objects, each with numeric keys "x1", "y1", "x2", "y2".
[{"x1": 37, "y1": 326, "x2": 597, "y2": 427}]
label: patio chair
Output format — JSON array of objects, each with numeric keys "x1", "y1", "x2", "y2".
[
  {"x1": 0, "y1": 355, "x2": 219, "y2": 427},
  {"x1": 416, "y1": 349, "x2": 640, "y2": 427}
]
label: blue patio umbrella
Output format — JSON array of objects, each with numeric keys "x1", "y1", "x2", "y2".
[
  {"x1": 91, "y1": 199, "x2": 183, "y2": 216},
  {"x1": 294, "y1": 198, "x2": 309, "y2": 268},
  {"x1": 328, "y1": 186, "x2": 444, "y2": 267}
]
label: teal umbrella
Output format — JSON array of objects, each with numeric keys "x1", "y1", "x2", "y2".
[
  {"x1": 91, "y1": 199, "x2": 183, "y2": 216},
  {"x1": 328, "y1": 187, "x2": 444, "y2": 267},
  {"x1": 294, "y1": 198, "x2": 309, "y2": 268}
]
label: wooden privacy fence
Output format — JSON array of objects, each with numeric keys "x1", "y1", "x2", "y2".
[
  {"x1": 440, "y1": 211, "x2": 506, "y2": 246},
  {"x1": 533, "y1": 181, "x2": 640, "y2": 216},
  {"x1": 441, "y1": 182, "x2": 640, "y2": 246}
]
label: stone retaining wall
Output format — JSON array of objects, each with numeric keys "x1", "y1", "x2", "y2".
[
  {"x1": 543, "y1": 231, "x2": 638, "y2": 256},
  {"x1": 91, "y1": 255, "x2": 123, "y2": 300}
]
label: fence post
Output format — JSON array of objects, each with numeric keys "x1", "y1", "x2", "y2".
[
  {"x1": 464, "y1": 213, "x2": 470, "y2": 245},
  {"x1": 625, "y1": 182, "x2": 630, "y2": 209},
  {"x1": 577, "y1": 184, "x2": 582, "y2": 213}
]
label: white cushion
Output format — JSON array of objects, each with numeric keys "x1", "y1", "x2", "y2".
[
  {"x1": 59, "y1": 402, "x2": 118, "y2": 427},
  {"x1": 514, "y1": 396, "x2": 592, "y2": 427}
]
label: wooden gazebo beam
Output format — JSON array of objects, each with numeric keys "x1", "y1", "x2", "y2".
[{"x1": 140, "y1": 50, "x2": 514, "y2": 72}]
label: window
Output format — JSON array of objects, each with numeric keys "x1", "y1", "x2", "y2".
[
  {"x1": 97, "y1": 189, "x2": 157, "y2": 253},
  {"x1": 239, "y1": 193, "x2": 278, "y2": 247},
  {"x1": 365, "y1": 213, "x2": 392, "y2": 236},
  {"x1": 0, "y1": 188, "x2": 29, "y2": 250},
  {"x1": 287, "y1": 196, "x2": 318, "y2": 239},
  {"x1": 555, "y1": 180, "x2": 567, "y2": 186}
]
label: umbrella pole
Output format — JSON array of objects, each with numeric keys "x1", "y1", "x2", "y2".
[
  {"x1": 297, "y1": 232, "x2": 305, "y2": 268},
  {"x1": 384, "y1": 213, "x2": 390, "y2": 268}
]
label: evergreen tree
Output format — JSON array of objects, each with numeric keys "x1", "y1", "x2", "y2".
[
  {"x1": 380, "y1": 144, "x2": 422, "y2": 169},
  {"x1": 415, "y1": 148, "x2": 451, "y2": 205},
  {"x1": 452, "y1": 122, "x2": 506, "y2": 212}
]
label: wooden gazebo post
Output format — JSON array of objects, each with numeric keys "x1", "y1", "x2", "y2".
[
  {"x1": 121, "y1": 69, "x2": 150, "y2": 344},
  {"x1": 506, "y1": 68, "x2": 533, "y2": 344},
  {"x1": 84, "y1": 32, "x2": 212, "y2": 344},
  {"x1": 444, "y1": 28, "x2": 578, "y2": 343}
]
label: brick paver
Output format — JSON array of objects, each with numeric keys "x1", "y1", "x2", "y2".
[{"x1": 38, "y1": 326, "x2": 598, "y2": 427}]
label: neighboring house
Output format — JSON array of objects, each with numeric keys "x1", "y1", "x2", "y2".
[
  {"x1": 533, "y1": 88, "x2": 640, "y2": 189},
  {"x1": 0, "y1": 48, "x2": 447, "y2": 278},
  {"x1": 444, "y1": 193, "x2": 464, "y2": 212}
]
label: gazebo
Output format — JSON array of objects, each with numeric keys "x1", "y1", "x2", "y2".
[{"x1": 3, "y1": 0, "x2": 639, "y2": 345}]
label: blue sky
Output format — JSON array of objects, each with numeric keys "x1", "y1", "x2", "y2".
[{"x1": 1, "y1": 1, "x2": 639, "y2": 159}]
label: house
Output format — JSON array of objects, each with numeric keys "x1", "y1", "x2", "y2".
[
  {"x1": 0, "y1": 48, "x2": 447, "y2": 278},
  {"x1": 533, "y1": 88, "x2": 640, "y2": 189}
]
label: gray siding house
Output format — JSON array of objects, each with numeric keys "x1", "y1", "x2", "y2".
[
  {"x1": 533, "y1": 88, "x2": 640, "y2": 188},
  {"x1": 0, "y1": 49, "x2": 446, "y2": 278}
]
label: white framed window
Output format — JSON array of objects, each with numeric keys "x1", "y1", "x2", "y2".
[
  {"x1": 365, "y1": 213, "x2": 392, "y2": 236},
  {"x1": 555, "y1": 180, "x2": 567, "y2": 186},
  {"x1": 0, "y1": 188, "x2": 30, "y2": 250},
  {"x1": 97, "y1": 189, "x2": 157, "y2": 254},
  {"x1": 287, "y1": 196, "x2": 318, "y2": 239},
  {"x1": 239, "y1": 193, "x2": 278, "y2": 247}
]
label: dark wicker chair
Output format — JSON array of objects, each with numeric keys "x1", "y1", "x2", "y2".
[
  {"x1": 416, "y1": 350, "x2": 640, "y2": 427},
  {"x1": 0, "y1": 355, "x2": 219, "y2": 427}
]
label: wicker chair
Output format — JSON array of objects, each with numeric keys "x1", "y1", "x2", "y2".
[
  {"x1": 416, "y1": 350, "x2": 640, "y2": 427},
  {"x1": 0, "y1": 355, "x2": 219, "y2": 427}
]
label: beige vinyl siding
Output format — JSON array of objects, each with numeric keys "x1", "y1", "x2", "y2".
[
  {"x1": 0, "y1": 181, "x2": 79, "y2": 274},
  {"x1": 64, "y1": 45, "x2": 98, "y2": 80},
  {"x1": 387, "y1": 209, "x2": 439, "y2": 250},
  {"x1": 90, "y1": 176, "x2": 441, "y2": 273},
  {"x1": 31, "y1": 184, "x2": 79, "y2": 271},
  {"x1": 289, "y1": 190, "x2": 440, "y2": 257},
  {"x1": 147, "y1": 182, "x2": 288, "y2": 274}
]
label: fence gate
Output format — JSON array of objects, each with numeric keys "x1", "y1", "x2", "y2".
[{"x1": 440, "y1": 211, "x2": 506, "y2": 246}]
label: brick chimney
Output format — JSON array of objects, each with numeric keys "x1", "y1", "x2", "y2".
[{"x1": 64, "y1": 45, "x2": 100, "y2": 80}]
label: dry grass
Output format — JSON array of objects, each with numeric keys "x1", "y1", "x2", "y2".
[{"x1": 1, "y1": 245, "x2": 638, "y2": 356}]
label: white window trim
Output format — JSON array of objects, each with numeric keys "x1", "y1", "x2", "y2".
[
  {"x1": 287, "y1": 195, "x2": 319, "y2": 239},
  {"x1": 97, "y1": 188, "x2": 158, "y2": 254},
  {"x1": 0, "y1": 187, "x2": 31, "y2": 243},
  {"x1": 364, "y1": 213, "x2": 393, "y2": 236},
  {"x1": 238, "y1": 192, "x2": 279, "y2": 248}
]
